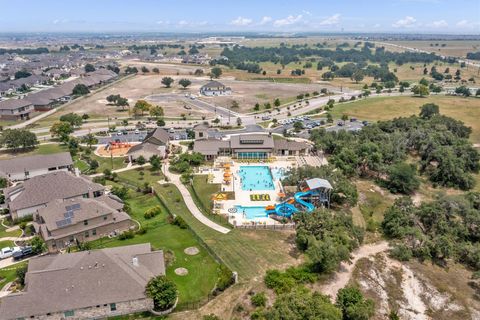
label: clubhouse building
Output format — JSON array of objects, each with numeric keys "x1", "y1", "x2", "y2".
[{"x1": 193, "y1": 133, "x2": 311, "y2": 160}]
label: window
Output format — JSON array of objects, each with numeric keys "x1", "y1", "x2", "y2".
[
  {"x1": 103, "y1": 215, "x2": 108, "y2": 221},
  {"x1": 110, "y1": 303, "x2": 117, "y2": 311},
  {"x1": 83, "y1": 220, "x2": 88, "y2": 226},
  {"x1": 92, "y1": 229, "x2": 97, "y2": 236},
  {"x1": 64, "y1": 310, "x2": 74, "y2": 317},
  {"x1": 84, "y1": 231, "x2": 89, "y2": 238}
]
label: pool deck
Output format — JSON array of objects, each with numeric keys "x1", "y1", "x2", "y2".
[{"x1": 198, "y1": 157, "x2": 298, "y2": 226}]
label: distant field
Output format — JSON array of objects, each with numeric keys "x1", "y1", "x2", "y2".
[
  {"x1": 330, "y1": 95, "x2": 480, "y2": 144},
  {"x1": 383, "y1": 40, "x2": 480, "y2": 58}
]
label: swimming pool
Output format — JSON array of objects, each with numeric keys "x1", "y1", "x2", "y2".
[
  {"x1": 239, "y1": 166, "x2": 274, "y2": 191},
  {"x1": 235, "y1": 205, "x2": 268, "y2": 219}
]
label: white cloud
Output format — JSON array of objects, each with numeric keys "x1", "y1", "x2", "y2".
[
  {"x1": 230, "y1": 16, "x2": 253, "y2": 26},
  {"x1": 392, "y1": 16, "x2": 417, "y2": 28},
  {"x1": 373, "y1": 23, "x2": 381, "y2": 28},
  {"x1": 178, "y1": 20, "x2": 189, "y2": 26},
  {"x1": 318, "y1": 14, "x2": 341, "y2": 26},
  {"x1": 156, "y1": 20, "x2": 170, "y2": 25},
  {"x1": 455, "y1": 19, "x2": 478, "y2": 28},
  {"x1": 430, "y1": 20, "x2": 448, "y2": 28},
  {"x1": 259, "y1": 16, "x2": 272, "y2": 25},
  {"x1": 52, "y1": 19, "x2": 69, "y2": 25},
  {"x1": 273, "y1": 15, "x2": 303, "y2": 27}
]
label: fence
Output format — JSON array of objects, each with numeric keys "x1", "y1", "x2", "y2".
[{"x1": 235, "y1": 223, "x2": 296, "y2": 230}]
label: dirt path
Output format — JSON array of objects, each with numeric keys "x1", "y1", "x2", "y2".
[{"x1": 320, "y1": 241, "x2": 390, "y2": 299}]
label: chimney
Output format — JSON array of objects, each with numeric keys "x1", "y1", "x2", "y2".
[
  {"x1": 132, "y1": 257, "x2": 139, "y2": 267},
  {"x1": 74, "y1": 167, "x2": 80, "y2": 177}
]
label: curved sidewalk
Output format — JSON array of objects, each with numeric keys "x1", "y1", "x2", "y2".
[{"x1": 161, "y1": 164, "x2": 230, "y2": 234}]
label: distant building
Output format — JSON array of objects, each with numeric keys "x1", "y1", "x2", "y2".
[
  {"x1": 33, "y1": 196, "x2": 132, "y2": 252},
  {"x1": 192, "y1": 123, "x2": 222, "y2": 140},
  {"x1": 0, "y1": 244, "x2": 166, "y2": 320},
  {"x1": 194, "y1": 134, "x2": 311, "y2": 160},
  {"x1": 200, "y1": 80, "x2": 231, "y2": 96},
  {"x1": 127, "y1": 128, "x2": 170, "y2": 162},
  {"x1": 5, "y1": 171, "x2": 105, "y2": 220},
  {"x1": 0, "y1": 99, "x2": 34, "y2": 120},
  {"x1": 0, "y1": 152, "x2": 73, "y2": 182}
]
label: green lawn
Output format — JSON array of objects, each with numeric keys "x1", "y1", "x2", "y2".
[
  {"x1": 0, "y1": 223, "x2": 22, "y2": 239},
  {"x1": 329, "y1": 95, "x2": 480, "y2": 144},
  {"x1": 191, "y1": 175, "x2": 220, "y2": 213},
  {"x1": 0, "y1": 261, "x2": 27, "y2": 289},
  {"x1": 89, "y1": 189, "x2": 219, "y2": 305},
  {"x1": 153, "y1": 183, "x2": 298, "y2": 280},
  {"x1": 116, "y1": 167, "x2": 164, "y2": 186},
  {"x1": 0, "y1": 143, "x2": 68, "y2": 159},
  {"x1": 0, "y1": 240, "x2": 15, "y2": 248},
  {"x1": 91, "y1": 153, "x2": 126, "y2": 172}
]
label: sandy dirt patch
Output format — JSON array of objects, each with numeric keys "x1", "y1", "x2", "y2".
[
  {"x1": 184, "y1": 247, "x2": 200, "y2": 256},
  {"x1": 174, "y1": 267, "x2": 189, "y2": 276}
]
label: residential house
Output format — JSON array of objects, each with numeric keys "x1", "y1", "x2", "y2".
[
  {"x1": 0, "y1": 244, "x2": 166, "y2": 320},
  {"x1": 34, "y1": 196, "x2": 133, "y2": 252},
  {"x1": 5, "y1": 171, "x2": 105, "y2": 220},
  {"x1": 200, "y1": 80, "x2": 231, "y2": 96},
  {"x1": 0, "y1": 98, "x2": 34, "y2": 120},
  {"x1": 127, "y1": 128, "x2": 170, "y2": 161},
  {"x1": 194, "y1": 134, "x2": 311, "y2": 160},
  {"x1": 0, "y1": 152, "x2": 73, "y2": 182}
]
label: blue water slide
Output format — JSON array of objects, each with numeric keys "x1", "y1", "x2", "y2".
[
  {"x1": 266, "y1": 202, "x2": 298, "y2": 217},
  {"x1": 294, "y1": 191, "x2": 315, "y2": 212}
]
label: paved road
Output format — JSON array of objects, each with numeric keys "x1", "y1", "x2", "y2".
[{"x1": 161, "y1": 163, "x2": 231, "y2": 234}]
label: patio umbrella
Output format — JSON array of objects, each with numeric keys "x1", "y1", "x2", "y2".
[
  {"x1": 223, "y1": 172, "x2": 231, "y2": 177},
  {"x1": 277, "y1": 192, "x2": 286, "y2": 198}
]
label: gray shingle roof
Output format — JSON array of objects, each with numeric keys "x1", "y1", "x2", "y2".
[
  {"x1": 0, "y1": 244, "x2": 165, "y2": 319},
  {"x1": 230, "y1": 134, "x2": 275, "y2": 149},
  {"x1": 0, "y1": 98, "x2": 32, "y2": 110},
  {"x1": 273, "y1": 139, "x2": 310, "y2": 151},
  {"x1": 5, "y1": 171, "x2": 104, "y2": 212},
  {"x1": 0, "y1": 152, "x2": 73, "y2": 177}
]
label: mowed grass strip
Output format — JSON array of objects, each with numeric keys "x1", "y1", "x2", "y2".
[
  {"x1": 154, "y1": 183, "x2": 299, "y2": 280},
  {"x1": 329, "y1": 95, "x2": 480, "y2": 144}
]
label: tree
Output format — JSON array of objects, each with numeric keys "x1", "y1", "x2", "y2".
[
  {"x1": 50, "y1": 122, "x2": 73, "y2": 143},
  {"x1": 188, "y1": 46, "x2": 199, "y2": 55},
  {"x1": 156, "y1": 118, "x2": 166, "y2": 127},
  {"x1": 253, "y1": 103, "x2": 260, "y2": 111},
  {"x1": 341, "y1": 114, "x2": 349, "y2": 123},
  {"x1": 14, "y1": 70, "x2": 32, "y2": 79},
  {"x1": 0, "y1": 129, "x2": 38, "y2": 151},
  {"x1": 231, "y1": 100, "x2": 239, "y2": 109},
  {"x1": 84, "y1": 63, "x2": 95, "y2": 73},
  {"x1": 161, "y1": 77, "x2": 174, "y2": 88},
  {"x1": 322, "y1": 71, "x2": 335, "y2": 80},
  {"x1": 178, "y1": 78, "x2": 192, "y2": 89},
  {"x1": 30, "y1": 236, "x2": 46, "y2": 254},
  {"x1": 412, "y1": 84, "x2": 429, "y2": 97},
  {"x1": 419, "y1": 103, "x2": 439, "y2": 119},
  {"x1": 16, "y1": 264, "x2": 28, "y2": 286},
  {"x1": 133, "y1": 100, "x2": 151, "y2": 117},
  {"x1": 293, "y1": 121, "x2": 304, "y2": 132},
  {"x1": 194, "y1": 69, "x2": 204, "y2": 76},
  {"x1": 336, "y1": 286, "x2": 375, "y2": 320},
  {"x1": 136, "y1": 155, "x2": 146, "y2": 165},
  {"x1": 125, "y1": 66, "x2": 138, "y2": 74},
  {"x1": 59, "y1": 113, "x2": 83, "y2": 127},
  {"x1": 72, "y1": 84, "x2": 90, "y2": 95},
  {"x1": 145, "y1": 276, "x2": 177, "y2": 311},
  {"x1": 274, "y1": 98, "x2": 281, "y2": 107},
  {"x1": 210, "y1": 67, "x2": 222, "y2": 79},
  {"x1": 351, "y1": 70, "x2": 365, "y2": 83},
  {"x1": 419, "y1": 78, "x2": 429, "y2": 86},
  {"x1": 149, "y1": 155, "x2": 162, "y2": 174},
  {"x1": 149, "y1": 105, "x2": 164, "y2": 118},
  {"x1": 385, "y1": 162, "x2": 420, "y2": 194},
  {"x1": 152, "y1": 67, "x2": 160, "y2": 74},
  {"x1": 82, "y1": 133, "x2": 98, "y2": 148},
  {"x1": 82, "y1": 113, "x2": 89, "y2": 121},
  {"x1": 141, "y1": 66, "x2": 150, "y2": 73},
  {"x1": 455, "y1": 86, "x2": 471, "y2": 97},
  {"x1": 236, "y1": 117, "x2": 242, "y2": 126}
]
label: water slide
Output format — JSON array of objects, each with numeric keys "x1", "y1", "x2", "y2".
[{"x1": 294, "y1": 191, "x2": 315, "y2": 212}]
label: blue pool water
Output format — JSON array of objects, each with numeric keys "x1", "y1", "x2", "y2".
[
  {"x1": 235, "y1": 205, "x2": 268, "y2": 219},
  {"x1": 239, "y1": 166, "x2": 275, "y2": 191}
]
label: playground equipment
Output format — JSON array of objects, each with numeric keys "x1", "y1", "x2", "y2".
[{"x1": 265, "y1": 178, "x2": 333, "y2": 218}]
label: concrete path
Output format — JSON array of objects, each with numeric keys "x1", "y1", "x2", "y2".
[{"x1": 161, "y1": 163, "x2": 230, "y2": 234}]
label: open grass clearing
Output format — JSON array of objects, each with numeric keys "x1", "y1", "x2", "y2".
[
  {"x1": 0, "y1": 224, "x2": 22, "y2": 239},
  {"x1": 0, "y1": 261, "x2": 28, "y2": 289},
  {"x1": 329, "y1": 95, "x2": 480, "y2": 144},
  {"x1": 154, "y1": 183, "x2": 301, "y2": 280}
]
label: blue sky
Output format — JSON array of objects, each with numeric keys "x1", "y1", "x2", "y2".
[{"x1": 0, "y1": 0, "x2": 479, "y2": 33}]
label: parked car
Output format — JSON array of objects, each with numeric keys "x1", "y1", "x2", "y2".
[
  {"x1": 362, "y1": 120, "x2": 369, "y2": 126},
  {"x1": 116, "y1": 131, "x2": 123, "y2": 136},
  {"x1": 261, "y1": 116, "x2": 271, "y2": 121},
  {"x1": 12, "y1": 246, "x2": 33, "y2": 260},
  {"x1": 134, "y1": 129, "x2": 140, "y2": 134},
  {"x1": 0, "y1": 246, "x2": 20, "y2": 259}
]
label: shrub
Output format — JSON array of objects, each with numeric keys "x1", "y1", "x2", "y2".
[
  {"x1": 251, "y1": 292, "x2": 267, "y2": 307},
  {"x1": 136, "y1": 227, "x2": 147, "y2": 235},
  {"x1": 145, "y1": 276, "x2": 177, "y2": 311},
  {"x1": 172, "y1": 216, "x2": 188, "y2": 229},
  {"x1": 118, "y1": 230, "x2": 135, "y2": 240},
  {"x1": 215, "y1": 264, "x2": 234, "y2": 293},
  {"x1": 144, "y1": 206, "x2": 162, "y2": 219},
  {"x1": 390, "y1": 244, "x2": 413, "y2": 261}
]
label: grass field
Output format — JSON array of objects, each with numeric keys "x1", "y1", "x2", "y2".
[
  {"x1": 0, "y1": 261, "x2": 28, "y2": 289},
  {"x1": 153, "y1": 183, "x2": 300, "y2": 280},
  {"x1": 329, "y1": 95, "x2": 480, "y2": 144},
  {"x1": 89, "y1": 189, "x2": 219, "y2": 305},
  {"x1": 0, "y1": 224, "x2": 22, "y2": 239},
  {"x1": 191, "y1": 175, "x2": 220, "y2": 212}
]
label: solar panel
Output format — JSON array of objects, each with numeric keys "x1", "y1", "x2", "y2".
[
  {"x1": 55, "y1": 218, "x2": 72, "y2": 228},
  {"x1": 64, "y1": 210, "x2": 74, "y2": 219},
  {"x1": 65, "y1": 203, "x2": 81, "y2": 211}
]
